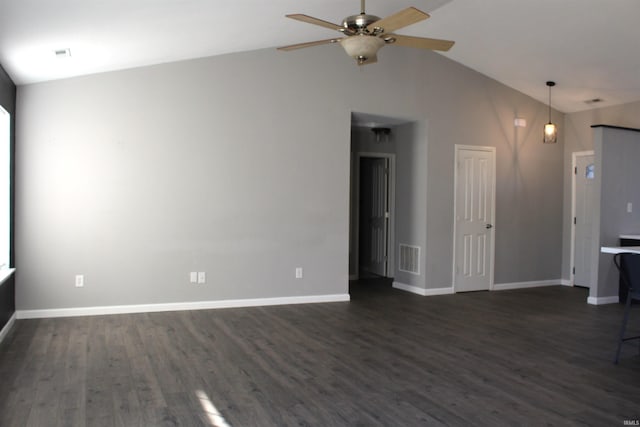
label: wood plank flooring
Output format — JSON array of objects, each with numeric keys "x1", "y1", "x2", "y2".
[{"x1": 1, "y1": 281, "x2": 639, "y2": 426}]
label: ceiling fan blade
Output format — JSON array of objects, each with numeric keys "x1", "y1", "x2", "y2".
[
  {"x1": 285, "y1": 14, "x2": 344, "y2": 32},
  {"x1": 366, "y1": 7, "x2": 429, "y2": 34},
  {"x1": 388, "y1": 34, "x2": 454, "y2": 51},
  {"x1": 277, "y1": 38, "x2": 342, "y2": 51}
]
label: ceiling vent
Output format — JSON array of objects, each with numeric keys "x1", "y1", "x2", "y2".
[
  {"x1": 54, "y1": 48, "x2": 71, "y2": 58},
  {"x1": 584, "y1": 98, "x2": 603, "y2": 105}
]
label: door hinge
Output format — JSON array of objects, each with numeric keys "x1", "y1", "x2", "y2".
[
  {"x1": 573, "y1": 267, "x2": 575, "y2": 275},
  {"x1": 574, "y1": 166, "x2": 577, "y2": 175},
  {"x1": 574, "y1": 217, "x2": 577, "y2": 225}
]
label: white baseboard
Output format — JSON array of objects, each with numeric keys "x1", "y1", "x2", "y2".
[
  {"x1": 0, "y1": 312, "x2": 16, "y2": 345},
  {"x1": 395, "y1": 279, "x2": 564, "y2": 295},
  {"x1": 393, "y1": 281, "x2": 454, "y2": 296},
  {"x1": 16, "y1": 294, "x2": 351, "y2": 320},
  {"x1": 492, "y1": 279, "x2": 562, "y2": 291},
  {"x1": 559, "y1": 279, "x2": 572, "y2": 286},
  {"x1": 587, "y1": 295, "x2": 619, "y2": 305}
]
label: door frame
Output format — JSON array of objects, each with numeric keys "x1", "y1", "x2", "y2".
[
  {"x1": 353, "y1": 152, "x2": 396, "y2": 279},
  {"x1": 570, "y1": 150, "x2": 595, "y2": 287},
  {"x1": 452, "y1": 144, "x2": 496, "y2": 292}
]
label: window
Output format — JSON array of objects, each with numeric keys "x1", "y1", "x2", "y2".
[
  {"x1": 585, "y1": 163, "x2": 595, "y2": 180},
  {"x1": 0, "y1": 106, "x2": 9, "y2": 269}
]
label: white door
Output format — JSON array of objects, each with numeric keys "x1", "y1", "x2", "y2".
[
  {"x1": 573, "y1": 152, "x2": 595, "y2": 288},
  {"x1": 359, "y1": 157, "x2": 389, "y2": 276},
  {"x1": 453, "y1": 146, "x2": 496, "y2": 292}
]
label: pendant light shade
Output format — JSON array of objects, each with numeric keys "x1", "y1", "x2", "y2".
[
  {"x1": 543, "y1": 81, "x2": 558, "y2": 144},
  {"x1": 544, "y1": 122, "x2": 557, "y2": 142}
]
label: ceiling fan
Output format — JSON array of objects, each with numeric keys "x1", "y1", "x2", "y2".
[{"x1": 278, "y1": 0, "x2": 455, "y2": 65}]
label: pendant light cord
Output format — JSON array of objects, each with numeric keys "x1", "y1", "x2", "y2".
[
  {"x1": 546, "y1": 81, "x2": 555, "y2": 123},
  {"x1": 548, "y1": 85, "x2": 551, "y2": 122}
]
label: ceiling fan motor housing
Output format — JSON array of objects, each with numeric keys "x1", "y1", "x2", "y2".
[{"x1": 342, "y1": 14, "x2": 382, "y2": 34}]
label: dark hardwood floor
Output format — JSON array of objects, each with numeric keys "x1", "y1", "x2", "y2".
[{"x1": 1, "y1": 281, "x2": 639, "y2": 426}]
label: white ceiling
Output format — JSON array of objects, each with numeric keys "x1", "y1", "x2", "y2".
[{"x1": 1, "y1": 0, "x2": 639, "y2": 113}]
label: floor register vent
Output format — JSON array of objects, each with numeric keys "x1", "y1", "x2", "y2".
[{"x1": 399, "y1": 244, "x2": 421, "y2": 275}]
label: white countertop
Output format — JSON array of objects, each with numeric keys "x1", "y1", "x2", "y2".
[
  {"x1": 601, "y1": 246, "x2": 640, "y2": 254},
  {"x1": 0, "y1": 268, "x2": 14, "y2": 285}
]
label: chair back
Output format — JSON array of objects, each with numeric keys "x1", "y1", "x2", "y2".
[{"x1": 614, "y1": 253, "x2": 640, "y2": 299}]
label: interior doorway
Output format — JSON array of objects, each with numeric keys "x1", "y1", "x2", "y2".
[
  {"x1": 357, "y1": 154, "x2": 395, "y2": 278},
  {"x1": 349, "y1": 113, "x2": 405, "y2": 281},
  {"x1": 571, "y1": 150, "x2": 595, "y2": 288}
]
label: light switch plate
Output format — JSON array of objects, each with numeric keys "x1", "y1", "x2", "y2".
[{"x1": 197, "y1": 272, "x2": 206, "y2": 284}]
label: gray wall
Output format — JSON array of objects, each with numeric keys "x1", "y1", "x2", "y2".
[
  {"x1": 593, "y1": 126, "x2": 640, "y2": 298},
  {"x1": 561, "y1": 101, "x2": 640, "y2": 282},
  {"x1": 392, "y1": 122, "x2": 427, "y2": 287},
  {"x1": 16, "y1": 45, "x2": 565, "y2": 311},
  {"x1": 422, "y1": 72, "x2": 564, "y2": 287}
]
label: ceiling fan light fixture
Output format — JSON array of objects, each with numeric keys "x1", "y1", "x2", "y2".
[
  {"x1": 543, "y1": 81, "x2": 558, "y2": 144},
  {"x1": 371, "y1": 127, "x2": 391, "y2": 143},
  {"x1": 340, "y1": 35, "x2": 384, "y2": 64}
]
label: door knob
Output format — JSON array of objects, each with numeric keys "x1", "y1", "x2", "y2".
[{"x1": 486, "y1": 224, "x2": 493, "y2": 229}]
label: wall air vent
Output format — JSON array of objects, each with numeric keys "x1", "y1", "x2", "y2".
[{"x1": 399, "y1": 244, "x2": 420, "y2": 275}]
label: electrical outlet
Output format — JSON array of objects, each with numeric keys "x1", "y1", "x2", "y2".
[
  {"x1": 295, "y1": 267, "x2": 303, "y2": 279},
  {"x1": 197, "y1": 272, "x2": 206, "y2": 284},
  {"x1": 628, "y1": 202, "x2": 633, "y2": 213},
  {"x1": 190, "y1": 272, "x2": 198, "y2": 283},
  {"x1": 75, "y1": 274, "x2": 84, "y2": 288}
]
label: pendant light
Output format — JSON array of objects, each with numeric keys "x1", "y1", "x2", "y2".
[{"x1": 543, "y1": 81, "x2": 558, "y2": 144}]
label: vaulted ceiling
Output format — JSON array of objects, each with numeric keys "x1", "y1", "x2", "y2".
[{"x1": 1, "y1": 0, "x2": 638, "y2": 112}]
